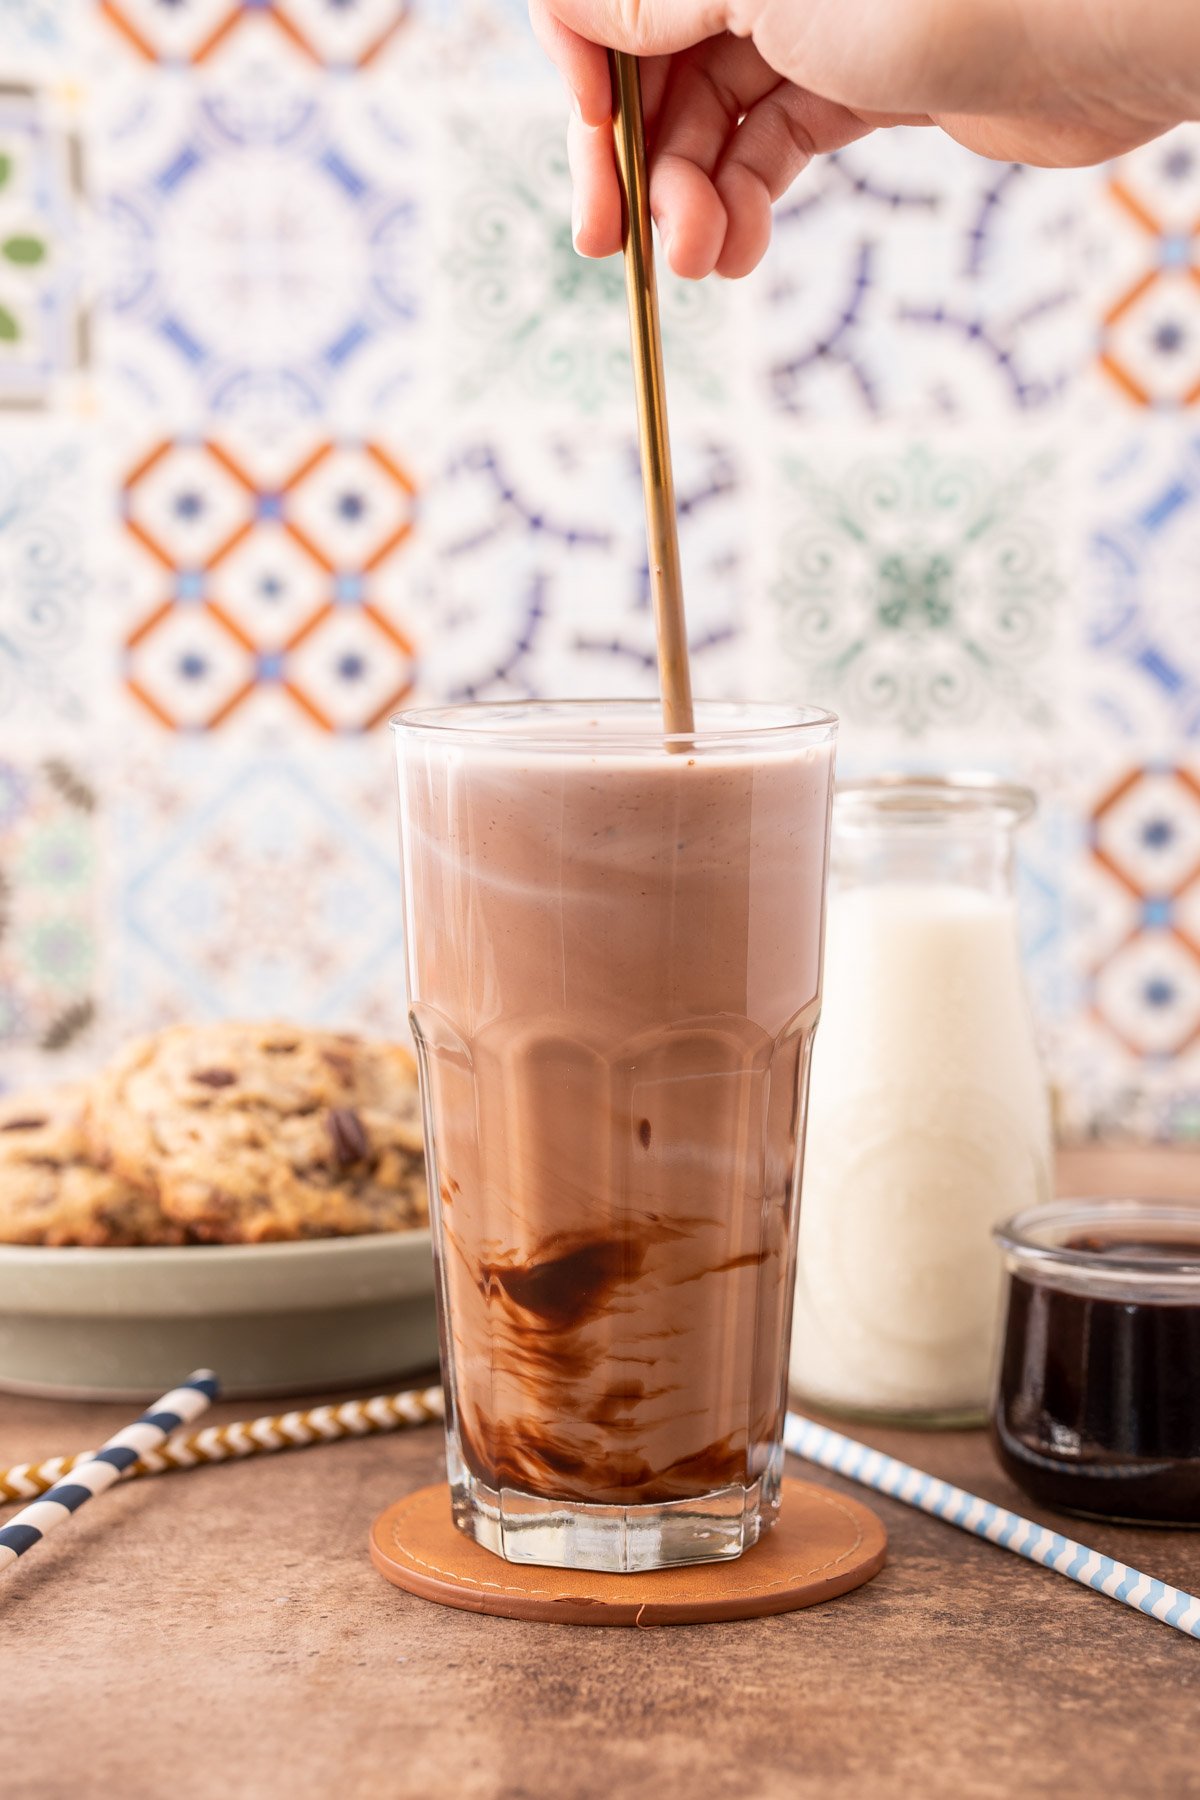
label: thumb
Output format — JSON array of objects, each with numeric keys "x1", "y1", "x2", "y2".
[{"x1": 545, "y1": 0, "x2": 735, "y2": 56}]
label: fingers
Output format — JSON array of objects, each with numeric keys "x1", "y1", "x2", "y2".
[
  {"x1": 712, "y1": 89, "x2": 874, "y2": 276},
  {"x1": 527, "y1": 1, "x2": 679, "y2": 132},
  {"x1": 647, "y1": 35, "x2": 781, "y2": 277},
  {"x1": 529, "y1": 1, "x2": 613, "y2": 126},
  {"x1": 647, "y1": 38, "x2": 877, "y2": 279},
  {"x1": 566, "y1": 110, "x2": 623, "y2": 257},
  {"x1": 560, "y1": 54, "x2": 672, "y2": 260},
  {"x1": 535, "y1": 4, "x2": 881, "y2": 279}
]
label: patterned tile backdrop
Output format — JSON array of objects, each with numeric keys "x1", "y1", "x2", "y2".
[{"x1": 0, "y1": 0, "x2": 1197, "y2": 1141}]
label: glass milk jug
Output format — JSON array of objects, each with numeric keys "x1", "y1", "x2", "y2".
[{"x1": 789, "y1": 776, "x2": 1053, "y2": 1426}]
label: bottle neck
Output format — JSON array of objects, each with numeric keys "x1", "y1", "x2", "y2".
[{"x1": 833, "y1": 821, "x2": 1018, "y2": 899}]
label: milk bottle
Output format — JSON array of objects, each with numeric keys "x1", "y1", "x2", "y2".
[{"x1": 790, "y1": 777, "x2": 1053, "y2": 1424}]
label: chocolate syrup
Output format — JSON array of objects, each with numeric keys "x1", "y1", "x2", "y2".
[{"x1": 992, "y1": 1233, "x2": 1200, "y2": 1525}]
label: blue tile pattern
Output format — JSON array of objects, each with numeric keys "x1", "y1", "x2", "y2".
[{"x1": 0, "y1": 1, "x2": 1193, "y2": 1139}]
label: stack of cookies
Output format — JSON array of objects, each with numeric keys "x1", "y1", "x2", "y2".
[{"x1": 0, "y1": 1022, "x2": 429, "y2": 1248}]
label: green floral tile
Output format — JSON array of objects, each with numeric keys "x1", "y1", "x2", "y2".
[
  {"x1": 0, "y1": 755, "x2": 99, "y2": 1063},
  {"x1": 0, "y1": 85, "x2": 84, "y2": 408},
  {"x1": 441, "y1": 110, "x2": 734, "y2": 414},
  {"x1": 769, "y1": 440, "x2": 1064, "y2": 737}
]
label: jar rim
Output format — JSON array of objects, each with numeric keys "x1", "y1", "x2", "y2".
[
  {"x1": 995, "y1": 1197, "x2": 1200, "y2": 1295},
  {"x1": 836, "y1": 773, "x2": 1036, "y2": 828}
]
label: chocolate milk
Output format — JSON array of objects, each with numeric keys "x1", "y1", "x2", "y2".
[{"x1": 398, "y1": 705, "x2": 834, "y2": 1523}]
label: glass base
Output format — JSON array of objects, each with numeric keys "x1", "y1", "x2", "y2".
[{"x1": 451, "y1": 1465, "x2": 776, "y2": 1573}]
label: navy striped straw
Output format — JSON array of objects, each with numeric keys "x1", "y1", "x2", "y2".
[
  {"x1": 0, "y1": 1370, "x2": 218, "y2": 1575},
  {"x1": 785, "y1": 1412, "x2": 1200, "y2": 1641}
]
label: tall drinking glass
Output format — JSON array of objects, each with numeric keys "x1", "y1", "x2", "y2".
[{"x1": 393, "y1": 700, "x2": 836, "y2": 1573}]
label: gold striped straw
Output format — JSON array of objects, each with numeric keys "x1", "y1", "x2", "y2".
[{"x1": 0, "y1": 1385, "x2": 445, "y2": 1504}]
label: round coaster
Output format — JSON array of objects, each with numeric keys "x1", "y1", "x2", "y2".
[{"x1": 369, "y1": 1477, "x2": 886, "y2": 1626}]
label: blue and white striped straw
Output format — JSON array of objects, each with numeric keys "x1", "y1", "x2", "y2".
[
  {"x1": 0, "y1": 1370, "x2": 219, "y2": 1575},
  {"x1": 785, "y1": 1412, "x2": 1200, "y2": 1641}
]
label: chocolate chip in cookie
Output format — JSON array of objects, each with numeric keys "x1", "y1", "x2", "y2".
[
  {"x1": 191, "y1": 1068, "x2": 238, "y2": 1089},
  {"x1": 327, "y1": 1107, "x2": 369, "y2": 1168}
]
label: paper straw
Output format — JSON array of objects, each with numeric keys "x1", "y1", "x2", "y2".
[
  {"x1": 785, "y1": 1412, "x2": 1200, "y2": 1641},
  {"x1": 0, "y1": 1370, "x2": 218, "y2": 1573},
  {"x1": 0, "y1": 1385, "x2": 444, "y2": 1504}
]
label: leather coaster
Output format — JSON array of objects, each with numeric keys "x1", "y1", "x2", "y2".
[{"x1": 369, "y1": 1477, "x2": 886, "y2": 1626}]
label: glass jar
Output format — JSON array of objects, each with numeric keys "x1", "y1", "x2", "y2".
[
  {"x1": 789, "y1": 775, "x2": 1053, "y2": 1426},
  {"x1": 993, "y1": 1198, "x2": 1200, "y2": 1525}
]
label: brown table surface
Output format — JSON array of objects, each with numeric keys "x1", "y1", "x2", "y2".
[{"x1": 7, "y1": 1148, "x2": 1199, "y2": 1800}]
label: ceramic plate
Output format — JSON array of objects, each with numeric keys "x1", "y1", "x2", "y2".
[{"x1": 0, "y1": 1230, "x2": 438, "y2": 1401}]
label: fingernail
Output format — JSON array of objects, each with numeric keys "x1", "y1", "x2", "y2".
[{"x1": 571, "y1": 190, "x2": 583, "y2": 251}]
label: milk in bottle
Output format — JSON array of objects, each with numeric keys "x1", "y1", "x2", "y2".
[{"x1": 789, "y1": 778, "x2": 1053, "y2": 1424}]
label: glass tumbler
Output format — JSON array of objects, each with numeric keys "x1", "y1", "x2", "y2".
[{"x1": 393, "y1": 700, "x2": 836, "y2": 1572}]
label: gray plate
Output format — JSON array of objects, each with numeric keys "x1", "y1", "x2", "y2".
[{"x1": 0, "y1": 1231, "x2": 439, "y2": 1401}]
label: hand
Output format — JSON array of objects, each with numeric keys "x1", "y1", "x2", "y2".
[{"x1": 530, "y1": 0, "x2": 1200, "y2": 279}]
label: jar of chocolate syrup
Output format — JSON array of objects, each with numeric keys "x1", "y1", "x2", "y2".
[{"x1": 992, "y1": 1199, "x2": 1200, "y2": 1526}]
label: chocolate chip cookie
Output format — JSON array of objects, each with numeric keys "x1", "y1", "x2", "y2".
[
  {"x1": 87, "y1": 1022, "x2": 429, "y2": 1244},
  {"x1": 0, "y1": 1083, "x2": 181, "y2": 1247}
]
